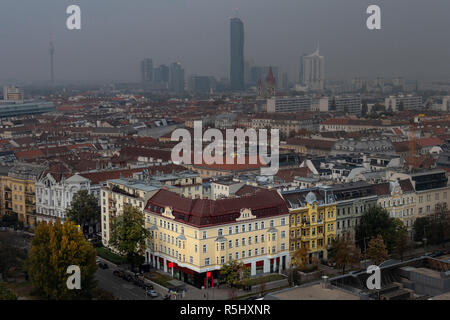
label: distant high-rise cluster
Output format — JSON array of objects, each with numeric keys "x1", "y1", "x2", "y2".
[
  {"x1": 230, "y1": 17, "x2": 245, "y2": 91},
  {"x1": 140, "y1": 58, "x2": 185, "y2": 94},
  {"x1": 301, "y1": 46, "x2": 325, "y2": 91}
]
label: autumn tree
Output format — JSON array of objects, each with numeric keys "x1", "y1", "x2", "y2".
[
  {"x1": 108, "y1": 205, "x2": 149, "y2": 268},
  {"x1": 65, "y1": 189, "x2": 100, "y2": 236},
  {"x1": 25, "y1": 219, "x2": 97, "y2": 300},
  {"x1": 366, "y1": 235, "x2": 389, "y2": 265},
  {"x1": 329, "y1": 233, "x2": 361, "y2": 274},
  {"x1": 292, "y1": 246, "x2": 308, "y2": 270},
  {"x1": 220, "y1": 260, "x2": 250, "y2": 288}
]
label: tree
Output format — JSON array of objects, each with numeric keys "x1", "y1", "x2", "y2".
[
  {"x1": 355, "y1": 206, "x2": 403, "y2": 253},
  {"x1": 291, "y1": 246, "x2": 308, "y2": 270},
  {"x1": 65, "y1": 189, "x2": 100, "y2": 236},
  {"x1": 366, "y1": 235, "x2": 388, "y2": 265},
  {"x1": 413, "y1": 217, "x2": 428, "y2": 242},
  {"x1": 329, "y1": 232, "x2": 361, "y2": 274},
  {"x1": 394, "y1": 226, "x2": 409, "y2": 261},
  {"x1": 25, "y1": 219, "x2": 97, "y2": 300},
  {"x1": 108, "y1": 205, "x2": 149, "y2": 269},
  {"x1": 220, "y1": 260, "x2": 250, "y2": 288},
  {"x1": 0, "y1": 283, "x2": 17, "y2": 300}
]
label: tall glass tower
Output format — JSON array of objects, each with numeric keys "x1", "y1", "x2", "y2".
[{"x1": 230, "y1": 18, "x2": 244, "y2": 91}]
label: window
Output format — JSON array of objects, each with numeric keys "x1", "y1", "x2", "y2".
[
  {"x1": 220, "y1": 242, "x2": 225, "y2": 251},
  {"x1": 228, "y1": 226, "x2": 232, "y2": 235},
  {"x1": 261, "y1": 247, "x2": 265, "y2": 254},
  {"x1": 221, "y1": 256, "x2": 225, "y2": 264},
  {"x1": 272, "y1": 246, "x2": 276, "y2": 253},
  {"x1": 194, "y1": 231, "x2": 197, "y2": 239},
  {"x1": 228, "y1": 254, "x2": 232, "y2": 261},
  {"x1": 195, "y1": 245, "x2": 198, "y2": 253},
  {"x1": 235, "y1": 252, "x2": 239, "y2": 259},
  {"x1": 202, "y1": 231, "x2": 207, "y2": 239},
  {"x1": 228, "y1": 240, "x2": 232, "y2": 248},
  {"x1": 255, "y1": 222, "x2": 258, "y2": 230},
  {"x1": 261, "y1": 221, "x2": 265, "y2": 229},
  {"x1": 205, "y1": 258, "x2": 210, "y2": 266},
  {"x1": 242, "y1": 238, "x2": 246, "y2": 246},
  {"x1": 248, "y1": 224, "x2": 252, "y2": 232},
  {"x1": 248, "y1": 250, "x2": 252, "y2": 257},
  {"x1": 281, "y1": 218, "x2": 286, "y2": 226},
  {"x1": 272, "y1": 233, "x2": 276, "y2": 241},
  {"x1": 255, "y1": 235, "x2": 258, "y2": 243},
  {"x1": 235, "y1": 226, "x2": 239, "y2": 234},
  {"x1": 281, "y1": 243, "x2": 285, "y2": 250},
  {"x1": 242, "y1": 251, "x2": 245, "y2": 258},
  {"x1": 255, "y1": 248, "x2": 258, "y2": 256},
  {"x1": 235, "y1": 239, "x2": 239, "y2": 247},
  {"x1": 281, "y1": 231, "x2": 286, "y2": 239},
  {"x1": 242, "y1": 225, "x2": 245, "y2": 233},
  {"x1": 261, "y1": 235, "x2": 265, "y2": 242},
  {"x1": 203, "y1": 244, "x2": 207, "y2": 253},
  {"x1": 270, "y1": 220, "x2": 274, "y2": 227},
  {"x1": 218, "y1": 228, "x2": 223, "y2": 236}
]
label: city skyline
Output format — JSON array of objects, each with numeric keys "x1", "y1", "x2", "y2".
[{"x1": 2, "y1": 0, "x2": 450, "y2": 84}]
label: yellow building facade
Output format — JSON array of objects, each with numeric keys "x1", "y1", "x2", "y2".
[
  {"x1": 144, "y1": 188, "x2": 290, "y2": 288},
  {"x1": 282, "y1": 188, "x2": 337, "y2": 263}
]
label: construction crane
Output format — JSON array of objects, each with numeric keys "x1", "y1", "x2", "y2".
[{"x1": 408, "y1": 114, "x2": 424, "y2": 169}]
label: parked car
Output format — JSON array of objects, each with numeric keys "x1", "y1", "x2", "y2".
[
  {"x1": 97, "y1": 262, "x2": 109, "y2": 269},
  {"x1": 113, "y1": 270, "x2": 125, "y2": 278},
  {"x1": 146, "y1": 290, "x2": 159, "y2": 298},
  {"x1": 144, "y1": 284, "x2": 154, "y2": 291},
  {"x1": 163, "y1": 294, "x2": 170, "y2": 300},
  {"x1": 124, "y1": 274, "x2": 133, "y2": 282}
]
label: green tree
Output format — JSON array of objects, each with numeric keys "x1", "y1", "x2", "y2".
[
  {"x1": 366, "y1": 235, "x2": 389, "y2": 265},
  {"x1": 0, "y1": 283, "x2": 17, "y2": 300},
  {"x1": 355, "y1": 206, "x2": 403, "y2": 252},
  {"x1": 329, "y1": 232, "x2": 361, "y2": 274},
  {"x1": 413, "y1": 217, "x2": 428, "y2": 242},
  {"x1": 220, "y1": 260, "x2": 250, "y2": 287},
  {"x1": 394, "y1": 226, "x2": 409, "y2": 261},
  {"x1": 25, "y1": 219, "x2": 97, "y2": 300},
  {"x1": 108, "y1": 205, "x2": 149, "y2": 268},
  {"x1": 65, "y1": 189, "x2": 100, "y2": 236}
]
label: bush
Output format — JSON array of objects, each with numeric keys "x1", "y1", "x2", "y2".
[{"x1": 95, "y1": 247, "x2": 126, "y2": 265}]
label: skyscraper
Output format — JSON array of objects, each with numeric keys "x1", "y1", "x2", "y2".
[
  {"x1": 302, "y1": 46, "x2": 325, "y2": 91},
  {"x1": 230, "y1": 17, "x2": 244, "y2": 91},
  {"x1": 169, "y1": 62, "x2": 185, "y2": 94},
  {"x1": 140, "y1": 58, "x2": 153, "y2": 83},
  {"x1": 49, "y1": 41, "x2": 55, "y2": 84}
]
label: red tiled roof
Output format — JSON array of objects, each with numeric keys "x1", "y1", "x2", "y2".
[
  {"x1": 416, "y1": 137, "x2": 444, "y2": 148},
  {"x1": 145, "y1": 188, "x2": 288, "y2": 227},
  {"x1": 80, "y1": 164, "x2": 185, "y2": 185},
  {"x1": 372, "y1": 179, "x2": 415, "y2": 196},
  {"x1": 275, "y1": 167, "x2": 312, "y2": 183},
  {"x1": 14, "y1": 149, "x2": 45, "y2": 160},
  {"x1": 285, "y1": 138, "x2": 335, "y2": 151}
]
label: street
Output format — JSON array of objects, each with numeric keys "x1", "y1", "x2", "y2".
[{"x1": 95, "y1": 258, "x2": 165, "y2": 300}]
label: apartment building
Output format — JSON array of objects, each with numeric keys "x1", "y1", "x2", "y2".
[
  {"x1": 35, "y1": 173, "x2": 97, "y2": 224},
  {"x1": 282, "y1": 186, "x2": 337, "y2": 262},
  {"x1": 332, "y1": 182, "x2": 378, "y2": 241},
  {"x1": 101, "y1": 178, "x2": 160, "y2": 247},
  {"x1": 0, "y1": 163, "x2": 47, "y2": 227},
  {"x1": 373, "y1": 179, "x2": 417, "y2": 232},
  {"x1": 144, "y1": 188, "x2": 290, "y2": 288}
]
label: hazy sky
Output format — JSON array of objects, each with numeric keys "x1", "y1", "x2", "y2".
[{"x1": 1, "y1": 0, "x2": 450, "y2": 84}]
